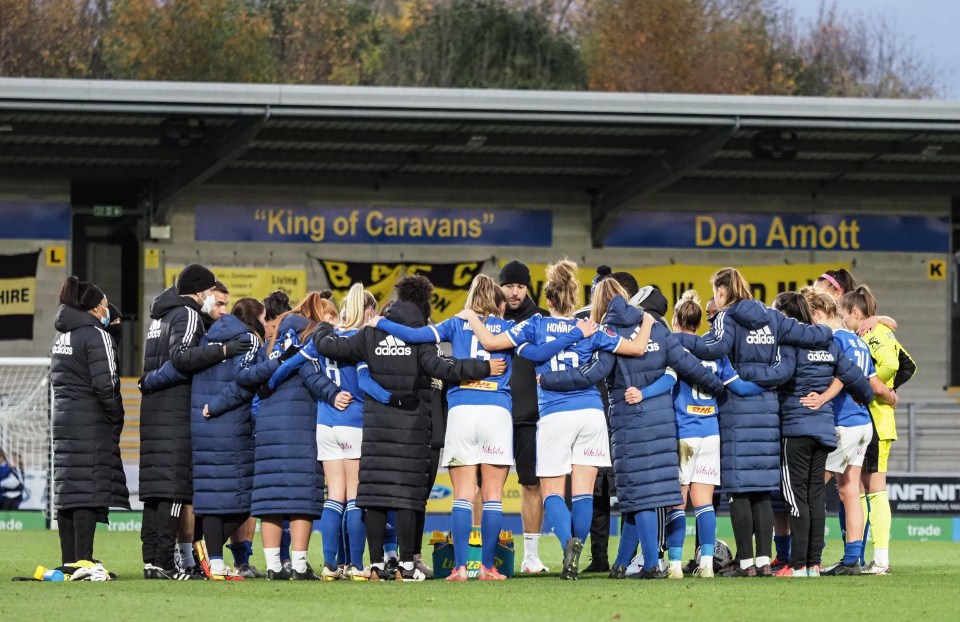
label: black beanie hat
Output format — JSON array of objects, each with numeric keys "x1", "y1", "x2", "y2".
[
  {"x1": 78, "y1": 282, "x2": 105, "y2": 311},
  {"x1": 630, "y1": 285, "x2": 669, "y2": 318},
  {"x1": 107, "y1": 303, "x2": 122, "y2": 323},
  {"x1": 176, "y1": 264, "x2": 216, "y2": 295},
  {"x1": 499, "y1": 260, "x2": 531, "y2": 288}
]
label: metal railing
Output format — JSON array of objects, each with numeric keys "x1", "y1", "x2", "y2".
[{"x1": 893, "y1": 400, "x2": 960, "y2": 473}]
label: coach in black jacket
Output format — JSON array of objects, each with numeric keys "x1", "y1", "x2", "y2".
[
  {"x1": 51, "y1": 277, "x2": 128, "y2": 565},
  {"x1": 138, "y1": 264, "x2": 251, "y2": 578},
  {"x1": 313, "y1": 288, "x2": 498, "y2": 580}
]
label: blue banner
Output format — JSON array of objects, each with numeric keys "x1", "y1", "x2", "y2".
[
  {"x1": 195, "y1": 205, "x2": 552, "y2": 247},
  {"x1": 0, "y1": 202, "x2": 71, "y2": 240},
  {"x1": 603, "y1": 212, "x2": 949, "y2": 253}
]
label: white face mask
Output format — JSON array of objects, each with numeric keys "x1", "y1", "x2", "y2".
[{"x1": 200, "y1": 293, "x2": 215, "y2": 315}]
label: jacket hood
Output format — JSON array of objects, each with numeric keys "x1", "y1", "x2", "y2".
[
  {"x1": 276, "y1": 313, "x2": 311, "y2": 339},
  {"x1": 385, "y1": 301, "x2": 426, "y2": 328},
  {"x1": 729, "y1": 299, "x2": 769, "y2": 330},
  {"x1": 504, "y1": 296, "x2": 543, "y2": 322},
  {"x1": 603, "y1": 295, "x2": 643, "y2": 328},
  {"x1": 150, "y1": 285, "x2": 198, "y2": 319},
  {"x1": 54, "y1": 304, "x2": 101, "y2": 333},
  {"x1": 207, "y1": 314, "x2": 251, "y2": 342}
]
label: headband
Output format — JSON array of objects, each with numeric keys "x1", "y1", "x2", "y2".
[{"x1": 819, "y1": 273, "x2": 844, "y2": 295}]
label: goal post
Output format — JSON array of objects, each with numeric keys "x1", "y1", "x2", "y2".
[{"x1": 0, "y1": 357, "x2": 53, "y2": 526}]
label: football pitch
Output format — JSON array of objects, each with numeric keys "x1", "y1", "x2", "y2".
[{"x1": 3, "y1": 532, "x2": 960, "y2": 621}]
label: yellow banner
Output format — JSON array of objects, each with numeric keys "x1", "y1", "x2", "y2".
[
  {"x1": 518, "y1": 262, "x2": 850, "y2": 320},
  {"x1": 317, "y1": 259, "x2": 484, "y2": 321},
  {"x1": 0, "y1": 277, "x2": 36, "y2": 316},
  {"x1": 428, "y1": 472, "x2": 523, "y2": 514},
  {"x1": 165, "y1": 267, "x2": 307, "y2": 304}
]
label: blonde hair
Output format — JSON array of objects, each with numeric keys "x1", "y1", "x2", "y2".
[
  {"x1": 340, "y1": 283, "x2": 377, "y2": 330},
  {"x1": 711, "y1": 267, "x2": 752, "y2": 306},
  {"x1": 800, "y1": 285, "x2": 837, "y2": 319},
  {"x1": 590, "y1": 278, "x2": 629, "y2": 324},
  {"x1": 544, "y1": 259, "x2": 580, "y2": 317},
  {"x1": 673, "y1": 289, "x2": 703, "y2": 332},
  {"x1": 839, "y1": 285, "x2": 877, "y2": 318},
  {"x1": 465, "y1": 274, "x2": 502, "y2": 319},
  {"x1": 267, "y1": 291, "x2": 338, "y2": 352}
]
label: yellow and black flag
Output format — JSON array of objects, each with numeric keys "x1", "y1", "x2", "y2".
[{"x1": 0, "y1": 251, "x2": 40, "y2": 340}]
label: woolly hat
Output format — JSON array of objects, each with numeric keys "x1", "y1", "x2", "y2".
[
  {"x1": 499, "y1": 260, "x2": 531, "y2": 288},
  {"x1": 630, "y1": 285, "x2": 669, "y2": 317},
  {"x1": 176, "y1": 264, "x2": 216, "y2": 295}
]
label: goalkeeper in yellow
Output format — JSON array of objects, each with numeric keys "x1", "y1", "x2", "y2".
[{"x1": 839, "y1": 286, "x2": 916, "y2": 575}]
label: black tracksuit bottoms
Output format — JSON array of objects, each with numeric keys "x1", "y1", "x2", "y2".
[{"x1": 781, "y1": 436, "x2": 830, "y2": 569}]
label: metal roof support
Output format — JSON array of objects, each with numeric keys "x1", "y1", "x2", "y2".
[
  {"x1": 152, "y1": 110, "x2": 270, "y2": 224},
  {"x1": 591, "y1": 123, "x2": 739, "y2": 247}
]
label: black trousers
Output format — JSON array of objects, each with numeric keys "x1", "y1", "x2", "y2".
[
  {"x1": 414, "y1": 447, "x2": 442, "y2": 556},
  {"x1": 729, "y1": 492, "x2": 773, "y2": 562},
  {"x1": 141, "y1": 498, "x2": 184, "y2": 570},
  {"x1": 781, "y1": 436, "x2": 829, "y2": 568},
  {"x1": 367, "y1": 507, "x2": 418, "y2": 564},
  {"x1": 588, "y1": 471, "x2": 612, "y2": 565},
  {"x1": 202, "y1": 513, "x2": 249, "y2": 560},
  {"x1": 58, "y1": 507, "x2": 100, "y2": 564}
]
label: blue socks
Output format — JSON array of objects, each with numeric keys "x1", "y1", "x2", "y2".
[
  {"x1": 615, "y1": 513, "x2": 639, "y2": 567},
  {"x1": 843, "y1": 540, "x2": 864, "y2": 566},
  {"x1": 774, "y1": 534, "x2": 791, "y2": 563},
  {"x1": 227, "y1": 541, "x2": 251, "y2": 566},
  {"x1": 571, "y1": 495, "x2": 593, "y2": 542},
  {"x1": 544, "y1": 494, "x2": 572, "y2": 547},
  {"x1": 636, "y1": 510, "x2": 660, "y2": 571},
  {"x1": 665, "y1": 509, "x2": 686, "y2": 563},
  {"x1": 452, "y1": 499, "x2": 474, "y2": 568},
  {"x1": 280, "y1": 520, "x2": 291, "y2": 562},
  {"x1": 384, "y1": 511, "x2": 398, "y2": 557},
  {"x1": 345, "y1": 500, "x2": 366, "y2": 569},
  {"x1": 481, "y1": 501, "x2": 503, "y2": 569},
  {"x1": 694, "y1": 505, "x2": 716, "y2": 559},
  {"x1": 320, "y1": 500, "x2": 345, "y2": 566}
]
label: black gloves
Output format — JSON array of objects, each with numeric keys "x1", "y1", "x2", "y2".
[
  {"x1": 256, "y1": 384, "x2": 273, "y2": 400},
  {"x1": 279, "y1": 344, "x2": 301, "y2": 361},
  {"x1": 224, "y1": 335, "x2": 253, "y2": 358},
  {"x1": 389, "y1": 393, "x2": 420, "y2": 411}
]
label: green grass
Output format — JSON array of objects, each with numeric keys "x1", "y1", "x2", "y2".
[{"x1": 3, "y1": 532, "x2": 960, "y2": 621}]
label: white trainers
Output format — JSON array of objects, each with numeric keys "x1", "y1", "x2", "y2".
[
  {"x1": 666, "y1": 566, "x2": 684, "y2": 580},
  {"x1": 625, "y1": 552, "x2": 643, "y2": 577},
  {"x1": 862, "y1": 561, "x2": 892, "y2": 575},
  {"x1": 521, "y1": 558, "x2": 549, "y2": 573},
  {"x1": 693, "y1": 564, "x2": 714, "y2": 578},
  {"x1": 398, "y1": 565, "x2": 427, "y2": 582},
  {"x1": 412, "y1": 554, "x2": 434, "y2": 579}
]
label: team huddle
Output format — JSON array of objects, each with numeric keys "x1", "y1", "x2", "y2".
[{"x1": 48, "y1": 259, "x2": 914, "y2": 582}]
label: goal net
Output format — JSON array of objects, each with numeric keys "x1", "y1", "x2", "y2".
[{"x1": 0, "y1": 357, "x2": 51, "y2": 514}]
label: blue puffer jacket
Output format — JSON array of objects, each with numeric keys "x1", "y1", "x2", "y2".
[
  {"x1": 676, "y1": 299, "x2": 832, "y2": 493},
  {"x1": 242, "y1": 314, "x2": 338, "y2": 517},
  {"x1": 767, "y1": 342, "x2": 873, "y2": 448},
  {"x1": 540, "y1": 297, "x2": 724, "y2": 513},
  {"x1": 189, "y1": 315, "x2": 259, "y2": 515}
]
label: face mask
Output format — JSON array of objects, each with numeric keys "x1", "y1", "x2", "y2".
[
  {"x1": 200, "y1": 293, "x2": 215, "y2": 315},
  {"x1": 100, "y1": 313, "x2": 111, "y2": 329}
]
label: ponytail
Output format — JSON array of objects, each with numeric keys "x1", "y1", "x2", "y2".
[
  {"x1": 839, "y1": 285, "x2": 877, "y2": 318},
  {"x1": 589, "y1": 278, "x2": 628, "y2": 324},
  {"x1": 59, "y1": 275, "x2": 104, "y2": 311},
  {"x1": 544, "y1": 259, "x2": 580, "y2": 317},
  {"x1": 340, "y1": 282, "x2": 377, "y2": 329},
  {"x1": 672, "y1": 289, "x2": 703, "y2": 332},
  {"x1": 711, "y1": 267, "x2": 752, "y2": 306}
]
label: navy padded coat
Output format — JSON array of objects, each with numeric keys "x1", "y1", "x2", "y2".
[
  {"x1": 242, "y1": 314, "x2": 338, "y2": 517},
  {"x1": 540, "y1": 297, "x2": 724, "y2": 513},
  {"x1": 676, "y1": 299, "x2": 832, "y2": 493},
  {"x1": 189, "y1": 314, "x2": 260, "y2": 516}
]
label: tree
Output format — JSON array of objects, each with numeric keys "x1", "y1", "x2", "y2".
[
  {"x1": 103, "y1": 0, "x2": 277, "y2": 82},
  {"x1": 375, "y1": 0, "x2": 586, "y2": 89}
]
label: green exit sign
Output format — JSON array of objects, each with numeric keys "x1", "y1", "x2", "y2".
[{"x1": 93, "y1": 205, "x2": 123, "y2": 217}]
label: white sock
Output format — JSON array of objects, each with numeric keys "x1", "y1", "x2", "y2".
[
  {"x1": 740, "y1": 558, "x2": 754, "y2": 570},
  {"x1": 210, "y1": 557, "x2": 226, "y2": 574},
  {"x1": 400, "y1": 561, "x2": 415, "y2": 571},
  {"x1": 292, "y1": 550, "x2": 308, "y2": 573},
  {"x1": 874, "y1": 548, "x2": 889, "y2": 566},
  {"x1": 177, "y1": 543, "x2": 195, "y2": 569},
  {"x1": 669, "y1": 560, "x2": 681, "y2": 571},
  {"x1": 756, "y1": 556, "x2": 770, "y2": 567},
  {"x1": 264, "y1": 547, "x2": 282, "y2": 572},
  {"x1": 523, "y1": 533, "x2": 541, "y2": 559},
  {"x1": 699, "y1": 555, "x2": 713, "y2": 569}
]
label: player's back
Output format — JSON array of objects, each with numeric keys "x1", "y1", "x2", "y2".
[
  {"x1": 438, "y1": 316, "x2": 512, "y2": 411},
  {"x1": 831, "y1": 329, "x2": 873, "y2": 428}
]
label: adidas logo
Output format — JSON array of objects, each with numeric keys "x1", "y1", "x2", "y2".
[
  {"x1": 746, "y1": 325, "x2": 775, "y2": 345},
  {"x1": 52, "y1": 332, "x2": 73, "y2": 355},
  {"x1": 806, "y1": 350, "x2": 835, "y2": 363},
  {"x1": 645, "y1": 342, "x2": 660, "y2": 353},
  {"x1": 375, "y1": 335, "x2": 411, "y2": 356},
  {"x1": 146, "y1": 319, "x2": 162, "y2": 340}
]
